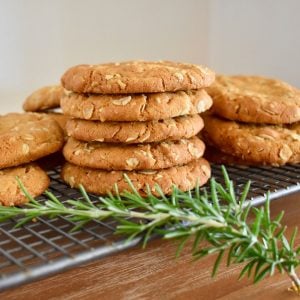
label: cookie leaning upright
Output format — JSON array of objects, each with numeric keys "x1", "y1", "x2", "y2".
[
  {"x1": 23, "y1": 85, "x2": 63, "y2": 112},
  {"x1": 60, "y1": 60, "x2": 215, "y2": 195},
  {"x1": 22, "y1": 85, "x2": 70, "y2": 135},
  {"x1": 203, "y1": 75, "x2": 300, "y2": 166}
]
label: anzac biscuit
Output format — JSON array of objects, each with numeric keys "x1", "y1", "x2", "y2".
[
  {"x1": 63, "y1": 136, "x2": 205, "y2": 171},
  {"x1": 202, "y1": 114, "x2": 300, "y2": 166},
  {"x1": 61, "y1": 158, "x2": 211, "y2": 196},
  {"x1": 23, "y1": 85, "x2": 63, "y2": 112},
  {"x1": 0, "y1": 113, "x2": 64, "y2": 168},
  {"x1": 208, "y1": 75, "x2": 300, "y2": 124},
  {"x1": 61, "y1": 89, "x2": 212, "y2": 122},
  {"x1": 61, "y1": 61, "x2": 215, "y2": 94},
  {"x1": 66, "y1": 115, "x2": 204, "y2": 144},
  {"x1": 0, "y1": 163, "x2": 50, "y2": 206}
]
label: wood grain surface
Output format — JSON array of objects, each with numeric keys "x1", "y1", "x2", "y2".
[{"x1": 1, "y1": 193, "x2": 300, "y2": 300}]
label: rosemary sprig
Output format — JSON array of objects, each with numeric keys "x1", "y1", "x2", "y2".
[{"x1": 0, "y1": 166, "x2": 299, "y2": 293}]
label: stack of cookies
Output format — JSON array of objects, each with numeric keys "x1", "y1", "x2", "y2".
[
  {"x1": 60, "y1": 61, "x2": 215, "y2": 195},
  {"x1": 203, "y1": 75, "x2": 300, "y2": 166},
  {"x1": 0, "y1": 113, "x2": 64, "y2": 206}
]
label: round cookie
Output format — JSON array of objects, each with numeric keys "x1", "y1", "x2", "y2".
[
  {"x1": 208, "y1": 75, "x2": 300, "y2": 124},
  {"x1": 0, "y1": 163, "x2": 50, "y2": 206},
  {"x1": 61, "y1": 158, "x2": 211, "y2": 196},
  {"x1": 63, "y1": 136, "x2": 205, "y2": 171},
  {"x1": 0, "y1": 113, "x2": 64, "y2": 168},
  {"x1": 66, "y1": 115, "x2": 204, "y2": 144},
  {"x1": 61, "y1": 89, "x2": 212, "y2": 122},
  {"x1": 61, "y1": 61, "x2": 215, "y2": 94},
  {"x1": 202, "y1": 114, "x2": 300, "y2": 166},
  {"x1": 23, "y1": 85, "x2": 63, "y2": 112}
]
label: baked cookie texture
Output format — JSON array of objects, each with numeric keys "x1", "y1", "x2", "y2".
[
  {"x1": 0, "y1": 113, "x2": 64, "y2": 168},
  {"x1": 61, "y1": 158, "x2": 211, "y2": 196},
  {"x1": 61, "y1": 61, "x2": 215, "y2": 94},
  {"x1": 208, "y1": 75, "x2": 300, "y2": 124},
  {"x1": 203, "y1": 114, "x2": 300, "y2": 166},
  {"x1": 63, "y1": 136, "x2": 205, "y2": 170},
  {"x1": 23, "y1": 85, "x2": 63, "y2": 112},
  {"x1": 61, "y1": 89, "x2": 212, "y2": 121},
  {"x1": 66, "y1": 115, "x2": 204, "y2": 144},
  {"x1": 46, "y1": 112, "x2": 70, "y2": 136},
  {"x1": 0, "y1": 163, "x2": 49, "y2": 206}
]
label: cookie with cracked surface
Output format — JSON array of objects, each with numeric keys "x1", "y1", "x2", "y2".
[
  {"x1": 202, "y1": 114, "x2": 300, "y2": 166},
  {"x1": 208, "y1": 75, "x2": 300, "y2": 124},
  {"x1": 23, "y1": 85, "x2": 63, "y2": 112},
  {"x1": 0, "y1": 113, "x2": 64, "y2": 168},
  {"x1": 61, "y1": 61, "x2": 215, "y2": 94},
  {"x1": 63, "y1": 136, "x2": 205, "y2": 171},
  {"x1": 0, "y1": 163, "x2": 50, "y2": 206},
  {"x1": 61, "y1": 158, "x2": 211, "y2": 196},
  {"x1": 61, "y1": 89, "x2": 212, "y2": 122},
  {"x1": 66, "y1": 114, "x2": 204, "y2": 144}
]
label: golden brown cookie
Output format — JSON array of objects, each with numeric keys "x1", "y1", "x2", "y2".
[
  {"x1": 0, "y1": 113, "x2": 64, "y2": 168},
  {"x1": 66, "y1": 115, "x2": 204, "y2": 144},
  {"x1": 23, "y1": 85, "x2": 63, "y2": 112},
  {"x1": 208, "y1": 75, "x2": 300, "y2": 124},
  {"x1": 61, "y1": 158, "x2": 211, "y2": 196},
  {"x1": 61, "y1": 89, "x2": 212, "y2": 121},
  {"x1": 63, "y1": 136, "x2": 205, "y2": 171},
  {"x1": 0, "y1": 163, "x2": 50, "y2": 206},
  {"x1": 46, "y1": 112, "x2": 69, "y2": 136},
  {"x1": 202, "y1": 114, "x2": 300, "y2": 166},
  {"x1": 61, "y1": 61, "x2": 215, "y2": 94}
]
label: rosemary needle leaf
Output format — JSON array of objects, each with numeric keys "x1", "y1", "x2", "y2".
[{"x1": 212, "y1": 250, "x2": 225, "y2": 277}]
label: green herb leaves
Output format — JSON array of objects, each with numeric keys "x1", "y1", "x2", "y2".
[{"x1": 0, "y1": 166, "x2": 299, "y2": 292}]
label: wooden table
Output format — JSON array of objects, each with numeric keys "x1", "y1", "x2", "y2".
[{"x1": 1, "y1": 192, "x2": 300, "y2": 300}]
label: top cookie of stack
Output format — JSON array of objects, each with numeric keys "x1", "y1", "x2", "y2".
[
  {"x1": 203, "y1": 75, "x2": 300, "y2": 166},
  {"x1": 60, "y1": 61, "x2": 215, "y2": 195}
]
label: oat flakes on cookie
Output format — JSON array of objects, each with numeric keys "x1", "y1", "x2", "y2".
[
  {"x1": 61, "y1": 61, "x2": 215, "y2": 94},
  {"x1": 23, "y1": 85, "x2": 63, "y2": 112},
  {"x1": 0, "y1": 163, "x2": 49, "y2": 206},
  {"x1": 66, "y1": 114, "x2": 204, "y2": 144},
  {"x1": 61, "y1": 89, "x2": 212, "y2": 121},
  {"x1": 63, "y1": 136, "x2": 205, "y2": 171},
  {"x1": 208, "y1": 75, "x2": 300, "y2": 124},
  {"x1": 61, "y1": 158, "x2": 211, "y2": 196},
  {"x1": 202, "y1": 114, "x2": 300, "y2": 166},
  {"x1": 0, "y1": 113, "x2": 64, "y2": 168}
]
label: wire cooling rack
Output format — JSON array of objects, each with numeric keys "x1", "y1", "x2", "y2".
[{"x1": 0, "y1": 164, "x2": 300, "y2": 292}]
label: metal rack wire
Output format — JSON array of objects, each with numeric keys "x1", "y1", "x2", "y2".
[{"x1": 0, "y1": 164, "x2": 300, "y2": 292}]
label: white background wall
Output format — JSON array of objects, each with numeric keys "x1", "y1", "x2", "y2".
[{"x1": 0, "y1": 0, "x2": 299, "y2": 113}]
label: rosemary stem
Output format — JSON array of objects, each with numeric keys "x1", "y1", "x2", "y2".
[
  {"x1": 288, "y1": 267, "x2": 300, "y2": 290},
  {"x1": 128, "y1": 211, "x2": 226, "y2": 228}
]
